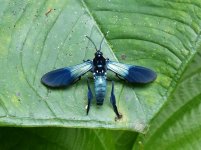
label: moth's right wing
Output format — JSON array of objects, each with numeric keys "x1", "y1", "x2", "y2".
[
  {"x1": 107, "y1": 61, "x2": 157, "y2": 84},
  {"x1": 41, "y1": 60, "x2": 93, "y2": 87}
]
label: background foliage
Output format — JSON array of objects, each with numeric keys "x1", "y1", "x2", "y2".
[{"x1": 0, "y1": 0, "x2": 201, "y2": 149}]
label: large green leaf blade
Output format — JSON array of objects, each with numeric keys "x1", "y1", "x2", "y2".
[
  {"x1": 133, "y1": 47, "x2": 201, "y2": 150},
  {"x1": 0, "y1": 0, "x2": 201, "y2": 133},
  {"x1": 0, "y1": 0, "x2": 146, "y2": 132}
]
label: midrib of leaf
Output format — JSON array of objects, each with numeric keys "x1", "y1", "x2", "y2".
[{"x1": 81, "y1": 0, "x2": 119, "y2": 62}]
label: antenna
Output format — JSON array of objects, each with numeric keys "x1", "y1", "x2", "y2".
[
  {"x1": 99, "y1": 37, "x2": 104, "y2": 51},
  {"x1": 99, "y1": 31, "x2": 109, "y2": 51},
  {"x1": 85, "y1": 36, "x2": 98, "y2": 51}
]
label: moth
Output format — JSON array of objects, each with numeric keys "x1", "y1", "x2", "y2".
[{"x1": 41, "y1": 36, "x2": 157, "y2": 119}]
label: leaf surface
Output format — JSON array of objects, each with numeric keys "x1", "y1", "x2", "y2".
[
  {"x1": 133, "y1": 42, "x2": 201, "y2": 150},
  {"x1": 0, "y1": 0, "x2": 201, "y2": 133}
]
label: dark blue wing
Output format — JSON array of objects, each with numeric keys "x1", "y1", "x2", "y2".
[
  {"x1": 41, "y1": 61, "x2": 93, "y2": 87},
  {"x1": 107, "y1": 61, "x2": 157, "y2": 84}
]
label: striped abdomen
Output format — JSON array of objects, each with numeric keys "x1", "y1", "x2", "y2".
[{"x1": 94, "y1": 75, "x2": 107, "y2": 105}]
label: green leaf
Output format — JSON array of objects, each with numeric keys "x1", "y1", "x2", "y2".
[
  {"x1": 0, "y1": 0, "x2": 201, "y2": 135},
  {"x1": 0, "y1": 0, "x2": 129, "y2": 130},
  {"x1": 0, "y1": 127, "x2": 137, "y2": 150},
  {"x1": 133, "y1": 47, "x2": 201, "y2": 150},
  {"x1": 0, "y1": 0, "x2": 152, "y2": 132}
]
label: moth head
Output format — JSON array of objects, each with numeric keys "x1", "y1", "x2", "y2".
[{"x1": 95, "y1": 50, "x2": 103, "y2": 57}]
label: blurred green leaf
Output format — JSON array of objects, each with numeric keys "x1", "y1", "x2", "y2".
[{"x1": 0, "y1": 128, "x2": 137, "y2": 150}]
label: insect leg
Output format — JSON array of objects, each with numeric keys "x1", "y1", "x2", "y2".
[
  {"x1": 83, "y1": 59, "x2": 91, "y2": 62},
  {"x1": 106, "y1": 78, "x2": 112, "y2": 81},
  {"x1": 110, "y1": 81, "x2": 122, "y2": 120},
  {"x1": 86, "y1": 79, "x2": 93, "y2": 115},
  {"x1": 72, "y1": 77, "x2": 81, "y2": 84},
  {"x1": 116, "y1": 73, "x2": 124, "y2": 81},
  {"x1": 87, "y1": 76, "x2": 94, "y2": 80}
]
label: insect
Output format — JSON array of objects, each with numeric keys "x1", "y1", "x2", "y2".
[{"x1": 41, "y1": 36, "x2": 157, "y2": 120}]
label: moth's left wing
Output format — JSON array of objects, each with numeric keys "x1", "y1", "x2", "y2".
[
  {"x1": 107, "y1": 61, "x2": 157, "y2": 84},
  {"x1": 41, "y1": 60, "x2": 93, "y2": 87}
]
